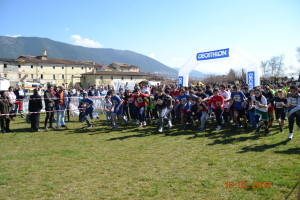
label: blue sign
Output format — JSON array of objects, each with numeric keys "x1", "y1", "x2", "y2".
[
  {"x1": 247, "y1": 71, "x2": 255, "y2": 89},
  {"x1": 196, "y1": 48, "x2": 229, "y2": 61},
  {"x1": 178, "y1": 76, "x2": 183, "y2": 86}
]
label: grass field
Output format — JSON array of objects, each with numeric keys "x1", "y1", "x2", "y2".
[{"x1": 0, "y1": 114, "x2": 299, "y2": 200}]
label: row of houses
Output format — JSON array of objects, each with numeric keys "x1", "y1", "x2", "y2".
[{"x1": 0, "y1": 50, "x2": 161, "y2": 89}]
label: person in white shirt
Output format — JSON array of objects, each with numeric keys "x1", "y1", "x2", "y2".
[
  {"x1": 250, "y1": 88, "x2": 269, "y2": 134},
  {"x1": 6, "y1": 86, "x2": 16, "y2": 105},
  {"x1": 37, "y1": 87, "x2": 43, "y2": 96},
  {"x1": 100, "y1": 86, "x2": 108, "y2": 96},
  {"x1": 6, "y1": 86, "x2": 16, "y2": 120},
  {"x1": 124, "y1": 82, "x2": 129, "y2": 90},
  {"x1": 219, "y1": 84, "x2": 230, "y2": 124}
]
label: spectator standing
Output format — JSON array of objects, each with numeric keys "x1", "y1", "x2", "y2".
[
  {"x1": 56, "y1": 86, "x2": 69, "y2": 129},
  {"x1": 100, "y1": 86, "x2": 108, "y2": 96},
  {"x1": 0, "y1": 91, "x2": 12, "y2": 133},
  {"x1": 44, "y1": 85, "x2": 56, "y2": 130},
  {"x1": 29, "y1": 89, "x2": 43, "y2": 132},
  {"x1": 6, "y1": 86, "x2": 16, "y2": 120},
  {"x1": 14, "y1": 86, "x2": 26, "y2": 118}
]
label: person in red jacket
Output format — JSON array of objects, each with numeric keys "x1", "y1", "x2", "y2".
[
  {"x1": 207, "y1": 88, "x2": 225, "y2": 131},
  {"x1": 132, "y1": 88, "x2": 150, "y2": 127}
]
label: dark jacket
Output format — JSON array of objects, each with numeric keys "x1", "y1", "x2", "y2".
[
  {"x1": 29, "y1": 94, "x2": 43, "y2": 112},
  {"x1": 0, "y1": 97, "x2": 10, "y2": 119},
  {"x1": 44, "y1": 90, "x2": 56, "y2": 108},
  {"x1": 14, "y1": 89, "x2": 26, "y2": 101}
]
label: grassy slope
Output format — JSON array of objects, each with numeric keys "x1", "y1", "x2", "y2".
[{"x1": 0, "y1": 115, "x2": 299, "y2": 200}]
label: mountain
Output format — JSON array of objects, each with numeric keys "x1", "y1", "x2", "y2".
[
  {"x1": 0, "y1": 36, "x2": 177, "y2": 77},
  {"x1": 173, "y1": 67, "x2": 208, "y2": 79},
  {"x1": 189, "y1": 70, "x2": 208, "y2": 79}
]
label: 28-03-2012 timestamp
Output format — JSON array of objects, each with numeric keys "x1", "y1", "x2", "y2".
[{"x1": 225, "y1": 181, "x2": 272, "y2": 189}]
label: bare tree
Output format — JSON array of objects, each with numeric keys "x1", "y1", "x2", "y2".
[
  {"x1": 296, "y1": 47, "x2": 300, "y2": 63},
  {"x1": 296, "y1": 47, "x2": 300, "y2": 81},
  {"x1": 228, "y1": 68, "x2": 236, "y2": 79},
  {"x1": 268, "y1": 54, "x2": 285, "y2": 77},
  {"x1": 260, "y1": 61, "x2": 269, "y2": 77}
]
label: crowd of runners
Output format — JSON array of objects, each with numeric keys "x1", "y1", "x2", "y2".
[
  {"x1": 102, "y1": 83, "x2": 300, "y2": 140},
  {"x1": 0, "y1": 82, "x2": 299, "y2": 140}
]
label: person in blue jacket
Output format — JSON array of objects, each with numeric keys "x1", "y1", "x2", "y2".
[
  {"x1": 229, "y1": 85, "x2": 247, "y2": 129},
  {"x1": 110, "y1": 90, "x2": 124, "y2": 130},
  {"x1": 177, "y1": 88, "x2": 189, "y2": 128},
  {"x1": 79, "y1": 92, "x2": 94, "y2": 129}
]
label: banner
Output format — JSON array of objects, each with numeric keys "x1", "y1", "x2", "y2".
[
  {"x1": 196, "y1": 48, "x2": 229, "y2": 61},
  {"x1": 247, "y1": 71, "x2": 255, "y2": 90},
  {"x1": 178, "y1": 76, "x2": 183, "y2": 87}
]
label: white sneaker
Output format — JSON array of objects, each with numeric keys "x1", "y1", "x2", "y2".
[
  {"x1": 216, "y1": 126, "x2": 221, "y2": 131},
  {"x1": 136, "y1": 120, "x2": 140, "y2": 125},
  {"x1": 86, "y1": 125, "x2": 92, "y2": 129},
  {"x1": 143, "y1": 121, "x2": 147, "y2": 126},
  {"x1": 158, "y1": 127, "x2": 163, "y2": 132},
  {"x1": 288, "y1": 133, "x2": 293, "y2": 139},
  {"x1": 168, "y1": 121, "x2": 173, "y2": 129}
]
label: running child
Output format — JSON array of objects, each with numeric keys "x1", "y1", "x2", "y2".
[
  {"x1": 195, "y1": 97, "x2": 208, "y2": 132},
  {"x1": 177, "y1": 89, "x2": 190, "y2": 128},
  {"x1": 251, "y1": 88, "x2": 269, "y2": 134},
  {"x1": 286, "y1": 85, "x2": 300, "y2": 139},
  {"x1": 79, "y1": 92, "x2": 94, "y2": 129},
  {"x1": 262, "y1": 86, "x2": 275, "y2": 126},
  {"x1": 219, "y1": 85, "x2": 230, "y2": 124},
  {"x1": 154, "y1": 88, "x2": 169, "y2": 132},
  {"x1": 110, "y1": 90, "x2": 124, "y2": 130},
  {"x1": 132, "y1": 88, "x2": 150, "y2": 127},
  {"x1": 164, "y1": 88, "x2": 173, "y2": 129},
  {"x1": 207, "y1": 88, "x2": 225, "y2": 131},
  {"x1": 104, "y1": 95, "x2": 113, "y2": 122},
  {"x1": 229, "y1": 85, "x2": 248, "y2": 129},
  {"x1": 273, "y1": 90, "x2": 287, "y2": 133}
]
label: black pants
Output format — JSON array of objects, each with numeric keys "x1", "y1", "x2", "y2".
[
  {"x1": 82, "y1": 110, "x2": 92, "y2": 126},
  {"x1": 222, "y1": 110, "x2": 229, "y2": 123},
  {"x1": 66, "y1": 109, "x2": 70, "y2": 121},
  {"x1": 129, "y1": 105, "x2": 137, "y2": 120},
  {"x1": 0, "y1": 118, "x2": 10, "y2": 132},
  {"x1": 185, "y1": 111, "x2": 193, "y2": 124},
  {"x1": 214, "y1": 109, "x2": 223, "y2": 126},
  {"x1": 123, "y1": 104, "x2": 129, "y2": 119},
  {"x1": 288, "y1": 111, "x2": 300, "y2": 133},
  {"x1": 45, "y1": 107, "x2": 54, "y2": 128},
  {"x1": 79, "y1": 112, "x2": 83, "y2": 122},
  {"x1": 30, "y1": 113, "x2": 40, "y2": 131}
]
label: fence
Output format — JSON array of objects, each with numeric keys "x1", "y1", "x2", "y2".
[{"x1": 20, "y1": 96, "x2": 106, "y2": 116}]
